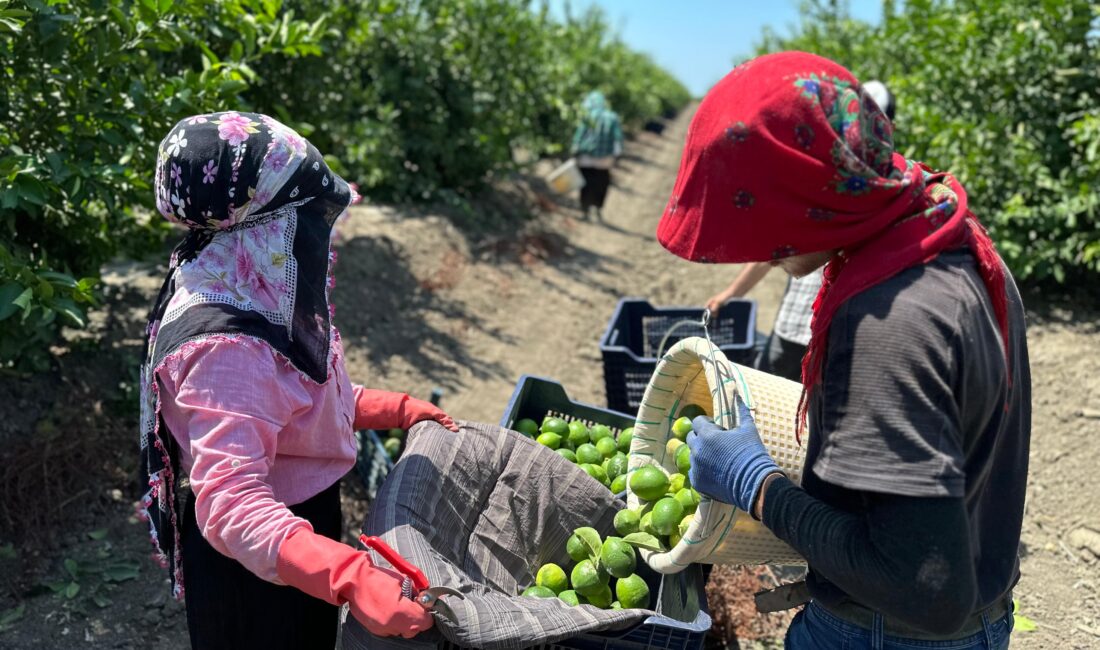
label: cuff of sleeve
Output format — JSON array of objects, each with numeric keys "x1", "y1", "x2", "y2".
[{"x1": 353, "y1": 388, "x2": 409, "y2": 431}]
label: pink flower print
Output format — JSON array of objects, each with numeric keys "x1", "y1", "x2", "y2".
[
  {"x1": 187, "y1": 115, "x2": 209, "y2": 125},
  {"x1": 202, "y1": 160, "x2": 219, "y2": 184},
  {"x1": 265, "y1": 141, "x2": 291, "y2": 172},
  {"x1": 170, "y1": 163, "x2": 182, "y2": 185},
  {"x1": 214, "y1": 112, "x2": 259, "y2": 147}
]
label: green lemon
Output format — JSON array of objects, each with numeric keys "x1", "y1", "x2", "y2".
[
  {"x1": 640, "y1": 512, "x2": 657, "y2": 537},
  {"x1": 567, "y1": 421, "x2": 590, "y2": 447},
  {"x1": 679, "y1": 513, "x2": 695, "y2": 537},
  {"x1": 566, "y1": 533, "x2": 590, "y2": 563},
  {"x1": 383, "y1": 437, "x2": 402, "y2": 460},
  {"x1": 515, "y1": 419, "x2": 539, "y2": 438},
  {"x1": 616, "y1": 573, "x2": 651, "y2": 609},
  {"x1": 669, "y1": 530, "x2": 682, "y2": 547},
  {"x1": 600, "y1": 537, "x2": 637, "y2": 579},
  {"x1": 671, "y1": 416, "x2": 693, "y2": 442},
  {"x1": 595, "y1": 436, "x2": 618, "y2": 459},
  {"x1": 677, "y1": 404, "x2": 707, "y2": 420},
  {"x1": 667, "y1": 473, "x2": 686, "y2": 495},
  {"x1": 536, "y1": 563, "x2": 570, "y2": 595},
  {"x1": 589, "y1": 424, "x2": 613, "y2": 443},
  {"x1": 557, "y1": 448, "x2": 578, "y2": 463},
  {"x1": 586, "y1": 584, "x2": 614, "y2": 609},
  {"x1": 611, "y1": 601, "x2": 623, "y2": 610},
  {"x1": 570, "y1": 559, "x2": 609, "y2": 597},
  {"x1": 541, "y1": 417, "x2": 569, "y2": 436},
  {"x1": 576, "y1": 443, "x2": 602, "y2": 465},
  {"x1": 629, "y1": 466, "x2": 670, "y2": 501},
  {"x1": 666, "y1": 438, "x2": 685, "y2": 457},
  {"x1": 387, "y1": 427, "x2": 405, "y2": 440},
  {"x1": 536, "y1": 432, "x2": 562, "y2": 450},
  {"x1": 617, "y1": 427, "x2": 634, "y2": 453},
  {"x1": 674, "y1": 487, "x2": 699, "y2": 513},
  {"x1": 675, "y1": 444, "x2": 692, "y2": 475},
  {"x1": 558, "y1": 590, "x2": 581, "y2": 606},
  {"x1": 579, "y1": 463, "x2": 609, "y2": 486},
  {"x1": 651, "y1": 497, "x2": 685, "y2": 536},
  {"x1": 522, "y1": 585, "x2": 556, "y2": 598},
  {"x1": 605, "y1": 453, "x2": 629, "y2": 481},
  {"x1": 610, "y1": 474, "x2": 627, "y2": 494},
  {"x1": 613, "y1": 508, "x2": 640, "y2": 536}
]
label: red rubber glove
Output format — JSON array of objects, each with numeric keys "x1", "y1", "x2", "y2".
[
  {"x1": 352, "y1": 388, "x2": 458, "y2": 432},
  {"x1": 276, "y1": 528, "x2": 434, "y2": 638}
]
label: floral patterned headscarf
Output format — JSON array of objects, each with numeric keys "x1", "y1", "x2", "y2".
[{"x1": 139, "y1": 112, "x2": 354, "y2": 597}]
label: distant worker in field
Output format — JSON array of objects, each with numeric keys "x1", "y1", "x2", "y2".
[
  {"x1": 704, "y1": 79, "x2": 896, "y2": 383},
  {"x1": 571, "y1": 90, "x2": 624, "y2": 220},
  {"x1": 661, "y1": 53, "x2": 1029, "y2": 649},
  {"x1": 141, "y1": 112, "x2": 457, "y2": 648}
]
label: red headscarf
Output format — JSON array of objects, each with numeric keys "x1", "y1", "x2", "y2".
[{"x1": 657, "y1": 52, "x2": 1009, "y2": 437}]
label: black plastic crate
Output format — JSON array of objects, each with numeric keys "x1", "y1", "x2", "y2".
[
  {"x1": 500, "y1": 374, "x2": 635, "y2": 434},
  {"x1": 598, "y1": 299, "x2": 757, "y2": 415},
  {"x1": 496, "y1": 375, "x2": 712, "y2": 650}
]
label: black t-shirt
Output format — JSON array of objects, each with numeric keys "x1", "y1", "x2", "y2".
[{"x1": 802, "y1": 250, "x2": 1032, "y2": 612}]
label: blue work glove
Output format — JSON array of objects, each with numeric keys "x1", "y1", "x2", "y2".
[{"x1": 686, "y1": 395, "x2": 783, "y2": 514}]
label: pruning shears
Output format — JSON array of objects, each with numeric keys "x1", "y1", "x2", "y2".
[{"x1": 359, "y1": 535, "x2": 464, "y2": 623}]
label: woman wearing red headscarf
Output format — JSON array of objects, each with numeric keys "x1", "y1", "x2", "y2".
[{"x1": 661, "y1": 53, "x2": 1030, "y2": 648}]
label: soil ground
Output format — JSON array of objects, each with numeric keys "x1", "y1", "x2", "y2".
[{"x1": 1, "y1": 107, "x2": 1097, "y2": 649}]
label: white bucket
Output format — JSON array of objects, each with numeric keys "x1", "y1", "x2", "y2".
[
  {"x1": 546, "y1": 158, "x2": 585, "y2": 195},
  {"x1": 627, "y1": 336, "x2": 808, "y2": 573}
]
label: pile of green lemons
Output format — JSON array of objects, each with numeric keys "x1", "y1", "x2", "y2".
[
  {"x1": 514, "y1": 417, "x2": 633, "y2": 494},
  {"x1": 520, "y1": 526, "x2": 651, "y2": 610}
]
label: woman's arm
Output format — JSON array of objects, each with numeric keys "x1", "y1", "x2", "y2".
[{"x1": 762, "y1": 478, "x2": 978, "y2": 635}]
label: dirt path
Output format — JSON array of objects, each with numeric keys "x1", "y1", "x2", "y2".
[{"x1": 3, "y1": 106, "x2": 1097, "y2": 648}]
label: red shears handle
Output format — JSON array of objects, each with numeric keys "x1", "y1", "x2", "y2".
[{"x1": 359, "y1": 535, "x2": 430, "y2": 593}]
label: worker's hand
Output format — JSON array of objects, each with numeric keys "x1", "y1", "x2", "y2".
[
  {"x1": 704, "y1": 292, "x2": 729, "y2": 317},
  {"x1": 686, "y1": 394, "x2": 783, "y2": 515},
  {"x1": 403, "y1": 397, "x2": 459, "y2": 433},
  {"x1": 276, "y1": 528, "x2": 434, "y2": 638}
]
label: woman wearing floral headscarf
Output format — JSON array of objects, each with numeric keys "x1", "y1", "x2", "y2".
[
  {"x1": 571, "y1": 91, "x2": 624, "y2": 220},
  {"x1": 141, "y1": 112, "x2": 458, "y2": 648},
  {"x1": 660, "y1": 53, "x2": 1030, "y2": 648}
]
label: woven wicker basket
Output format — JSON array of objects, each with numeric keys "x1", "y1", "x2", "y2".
[{"x1": 626, "y1": 336, "x2": 808, "y2": 573}]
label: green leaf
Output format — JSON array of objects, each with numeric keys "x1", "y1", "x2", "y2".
[
  {"x1": 87, "y1": 528, "x2": 108, "y2": 541},
  {"x1": 39, "y1": 271, "x2": 78, "y2": 288},
  {"x1": 102, "y1": 563, "x2": 140, "y2": 583},
  {"x1": 0, "y1": 603, "x2": 25, "y2": 629},
  {"x1": 63, "y1": 558, "x2": 79, "y2": 579},
  {"x1": 157, "y1": 0, "x2": 173, "y2": 13},
  {"x1": 51, "y1": 298, "x2": 86, "y2": 327},
  {"x1": 0, "y1": 282, "x2": 28, "y2": 321},
  {"x1": 63, "y1": 581, "x2": 80, "y2": 599},
  {"x1": 572, "y1": 527, "x2": 602, "y2": 563},
  {"x1": 1013, "y1": 600, "x2": 1037, "y2": 632},
  {"x1": 622, "y1": 532, "x2": 664, "y2": 552},
  {"x1": 92, "y1": 592, "x2": 111, "y2": 608}
]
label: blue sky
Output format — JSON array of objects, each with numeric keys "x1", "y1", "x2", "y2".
[{"x1": 547, "y1": 0, "x2": 885, "y2": 96}]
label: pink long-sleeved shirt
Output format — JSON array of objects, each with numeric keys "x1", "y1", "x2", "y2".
[{"x1": 157, "y1": 335, "x2": 405, "y2": 583}]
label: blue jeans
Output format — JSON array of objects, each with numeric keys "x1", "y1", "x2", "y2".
[{"x1": 786, "y1": 601, "x2": 1013, "y2": 649}]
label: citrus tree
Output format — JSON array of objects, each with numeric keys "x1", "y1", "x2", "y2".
[{"x1": 754, "y1": 0, "x2": 1100, "y2": 284}]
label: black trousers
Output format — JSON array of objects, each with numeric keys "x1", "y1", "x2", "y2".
[
  {"x1": 182, "y1": 481, "x2": 342, "y2": 650},
  {"x1": 754, "y1": 332, "x2": 807, "y2": 383},
  {"x1": 578, "y1": 166, "x2": 611, "y2": 210}
]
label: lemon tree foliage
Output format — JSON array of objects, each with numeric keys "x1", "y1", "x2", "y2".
[
  {"x1": 0, "y1": 0, "x2": 689, "y2": 369},
  {"x1": 754, "y1": 0, "x2": 1100, "y2": 285}
]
